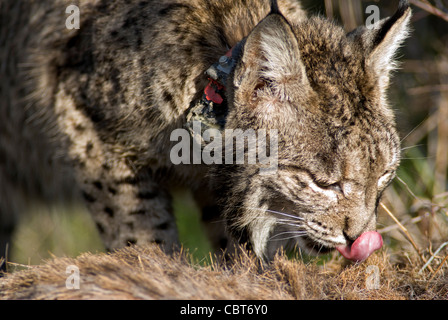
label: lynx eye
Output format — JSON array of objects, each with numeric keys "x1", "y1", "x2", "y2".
[
  {"x1": 290, "y1": 167, "x2": 342, "y2": 196},
  {"x1": 312, "y1": 179, "x2": 343, "y2": 194},
  {"x1": 328, "y1": 183, "x2": 343, "y2": 193},
  {"x1": 321, "y1": 182, "x2": 343, "y2": 194},
  {"x1": 378, "y1": 171, "x2": 395, "y2": 188}
]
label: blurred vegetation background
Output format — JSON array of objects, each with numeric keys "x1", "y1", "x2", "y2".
[{"x1": 6, "y1": 0, "x2": 448, "y2": 275}]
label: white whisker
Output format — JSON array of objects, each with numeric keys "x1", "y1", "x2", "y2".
[
  {"x1": 400, "y1": 144, "x2": 423, "y2": 152},
  {"x1": 269, "y1": 231, "x2": 307, "y2": 241},
  {"x1": 400, "y1": 117, "x2": 427, "y2": 143},
  {"x1": 269, "y1": 234, "x2": 308, "y2": 242},
  {"x1": 238, "y1": 205, "x2": 304, "y2": 221},
  {"x1": 263, "y1": 209, "x2": 304, "y2": 221},
  {"x1": 316, "y1": 245, "x2": 324, "y2": 256},
  {"x1": 275, "y1": 218, "x2": 302, "y2": 224},
  {"x1": 276, "y1": 222, "x2": 304, "y2": 228}
]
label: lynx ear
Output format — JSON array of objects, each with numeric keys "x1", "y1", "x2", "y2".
[
  {"x1": 233, "y1": 11, "x2": 310, "y2": 107},
  {"x1": 348, "y1": 0, "x2": 412, "y2": 91}
]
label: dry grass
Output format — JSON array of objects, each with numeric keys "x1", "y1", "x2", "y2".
[{"x1": 0, "y1": 244, "x2": 447, "y2": 300}]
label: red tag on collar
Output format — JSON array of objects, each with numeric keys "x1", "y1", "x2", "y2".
[
  {"x1": 204, "y1": 79, "x2": 224, "y2": 104},
  {"x1": 203, "y1": 46, "x2": 234, "y2": 105}
]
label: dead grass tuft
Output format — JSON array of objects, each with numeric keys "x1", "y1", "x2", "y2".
[{"x1": 1, "y1": 244, "x2": 447, "y2": 300}]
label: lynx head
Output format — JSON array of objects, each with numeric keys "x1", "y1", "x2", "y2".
[{"x1": 217, "y1": 1, "x2": 412, "y2": 261}]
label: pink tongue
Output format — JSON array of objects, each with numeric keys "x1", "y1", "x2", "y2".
[{"x1": 336, "y1": 231, "x2": 383, "y2": 262}]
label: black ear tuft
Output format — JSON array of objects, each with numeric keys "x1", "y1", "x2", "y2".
[
  {"x1": 372, "y1": 0, "x2": 411, "y2": 48},
  {"x1": 270, "y1": 0, "x2": 281, "y2": 15},
  {"x1": 398, "y1": 0, "x2": 410, "y2": 13}
]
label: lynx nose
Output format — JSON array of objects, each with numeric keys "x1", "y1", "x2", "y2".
[
  {"x1": 341, "y1": 206, "x2": 377, "y2": 240},
  {"x1": 342, "y1": 230, "x2": 358, "y2": 245},
  {"x1": 342, "y1": 217, "x2": 364, "y2": 243}
]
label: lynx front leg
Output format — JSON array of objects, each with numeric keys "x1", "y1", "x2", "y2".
[
  {"x1": 79, "y1": 164, "x2": 179, "y2": 253},
  {"x1": 192, "y1": 187, "x2": 232, "y2": 254},
  {"x1": 54, "y1": 90, "x2": 179, "y2": 253}
]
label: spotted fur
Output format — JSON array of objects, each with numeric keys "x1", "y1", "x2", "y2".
[{"x1": 0, "y1": 0, "x2": 410, "y2": 263}]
